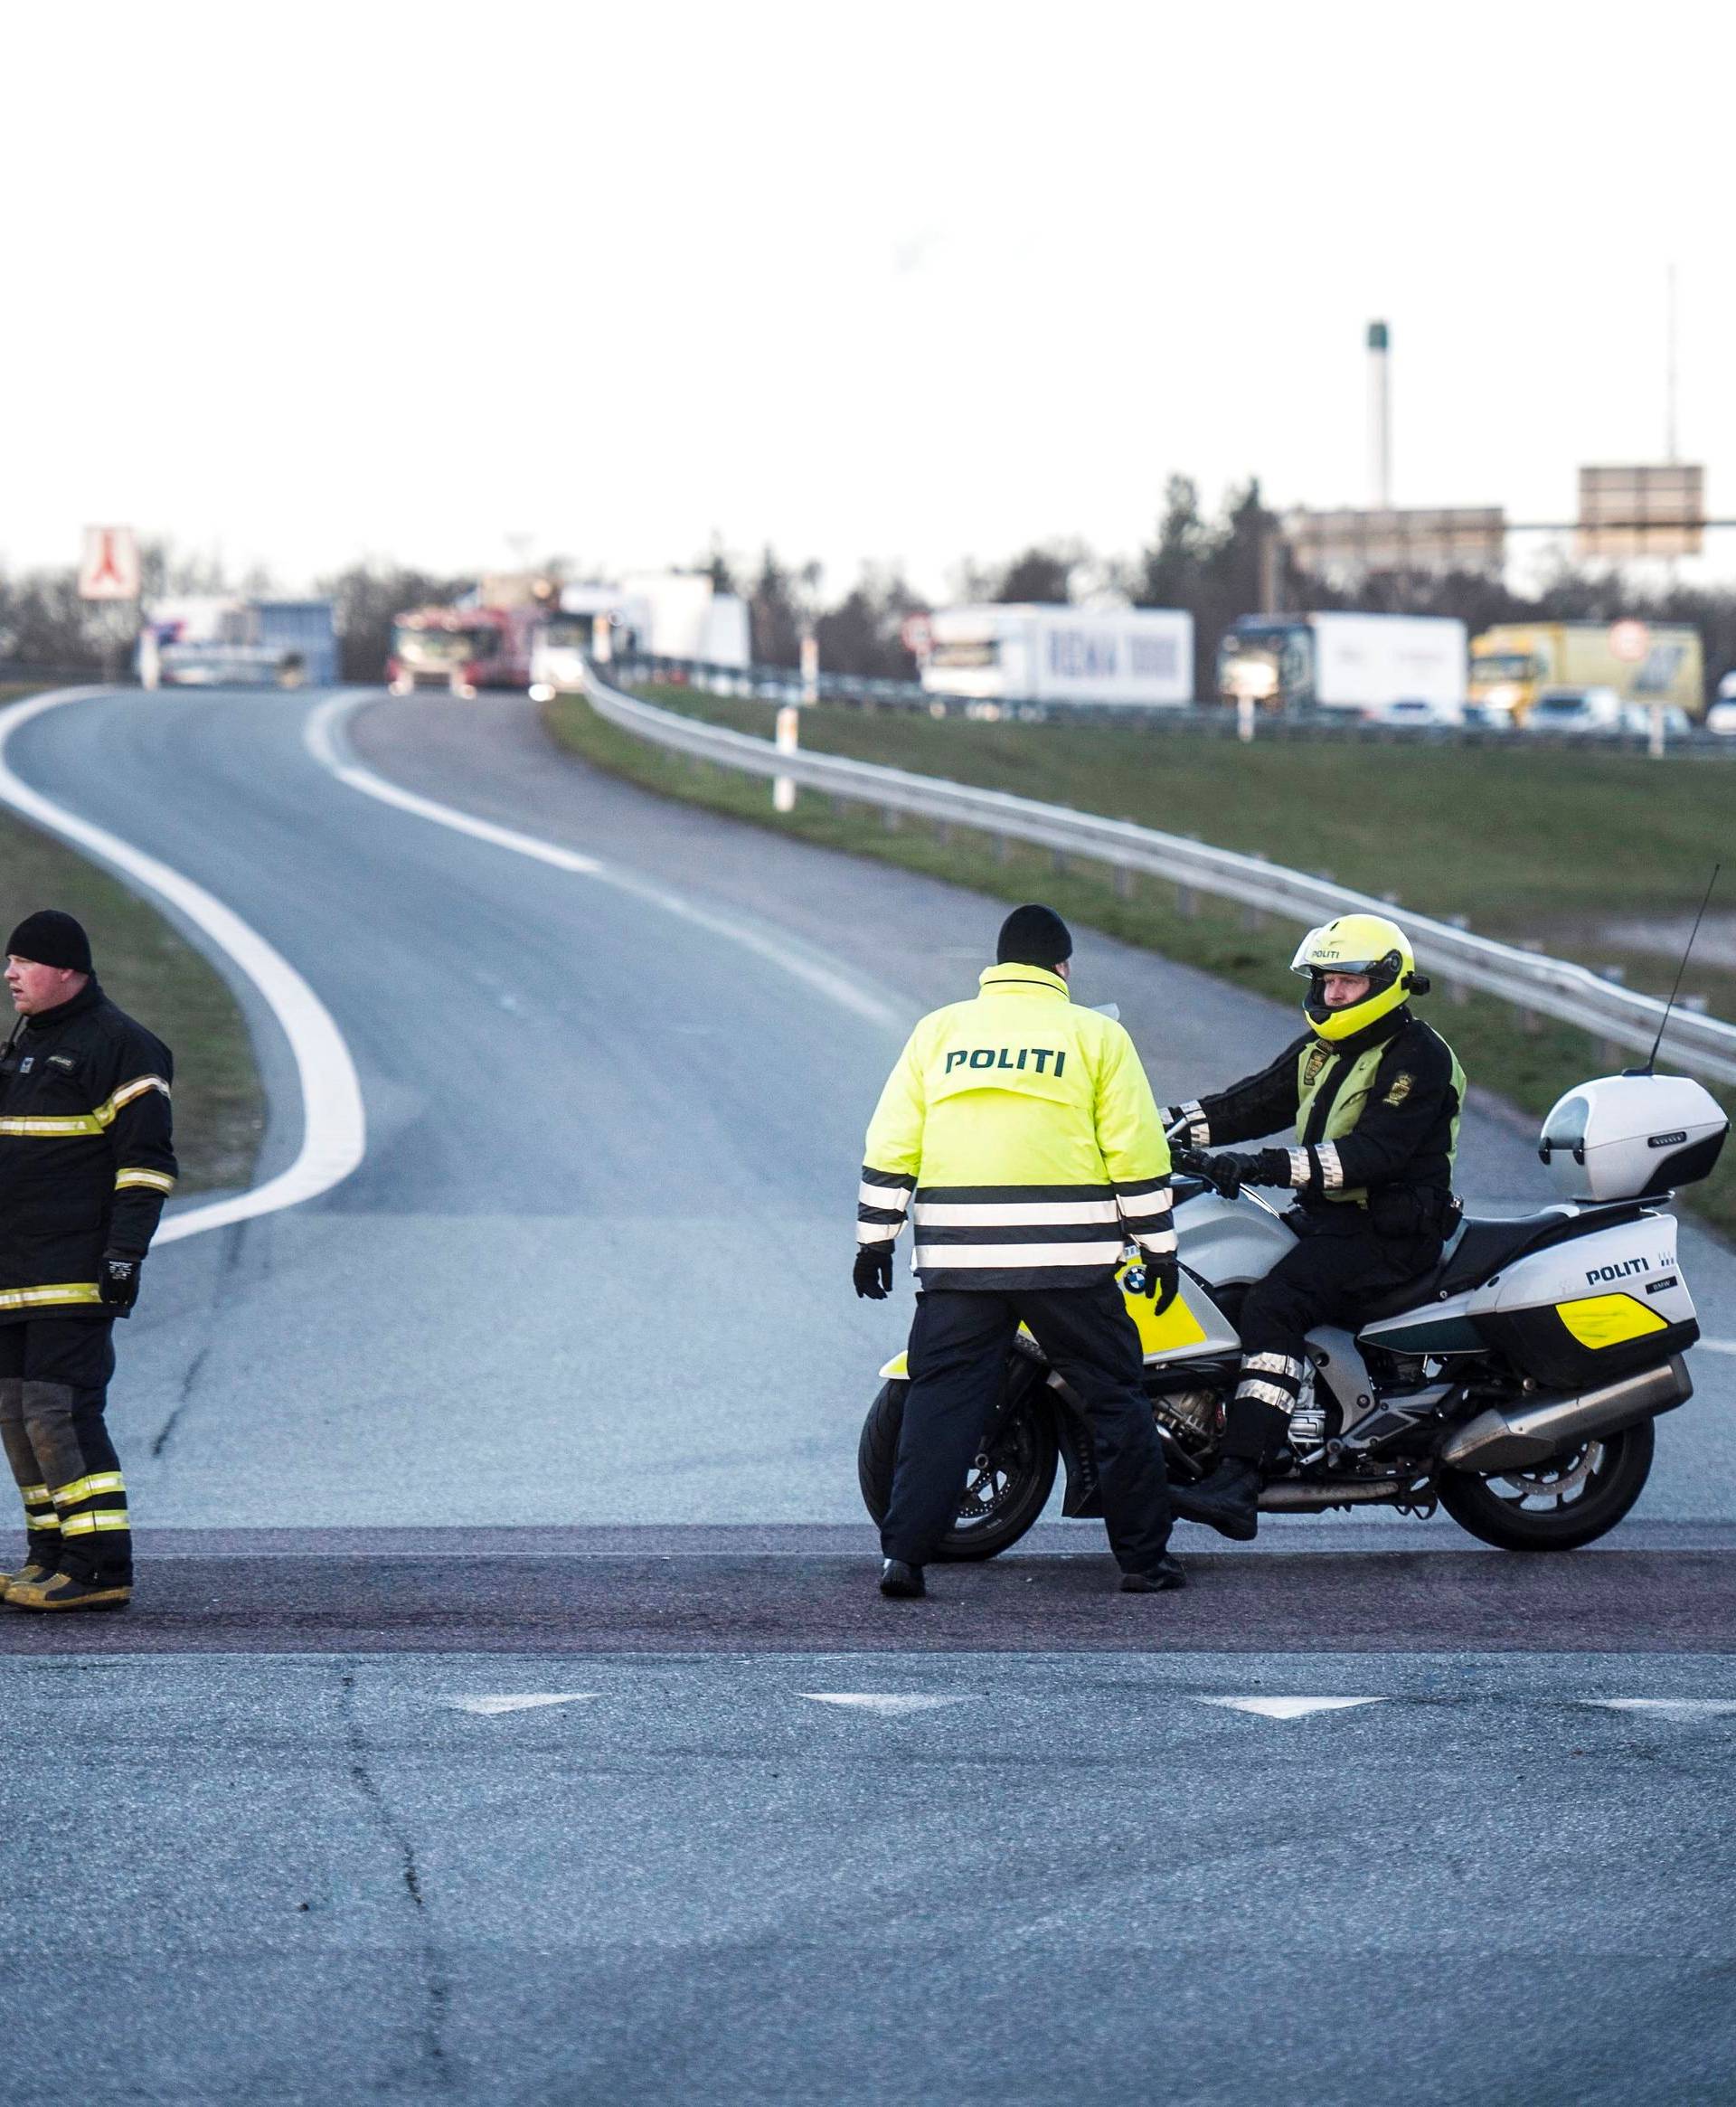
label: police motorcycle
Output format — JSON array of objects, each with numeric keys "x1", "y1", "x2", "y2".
[{"x1": 858, "y1": 1070, "x2": 1726, "y2": 1554}]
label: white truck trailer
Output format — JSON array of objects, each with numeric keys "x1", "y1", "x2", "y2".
[
  {"x1": 920, "y1": 604, "x2": 1194, "y2": 708},
  {"x1": 1217, "y1": 612, "x2": 1467, "y2": 718}
]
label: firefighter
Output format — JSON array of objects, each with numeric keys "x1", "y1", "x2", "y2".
[
  {"x1": 854, "y1": 904, "x2": 1183, "y2": 1599},
  {"x1": 1165, "y1": 913, "x2": 1463, "y2": 1540},
  {"x1": 0, "y1": 912, "x2": 177, "y2": 1611}
]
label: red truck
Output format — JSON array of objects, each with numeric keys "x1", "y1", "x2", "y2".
[{"x1": 386, "y1": 600, "x2": 544, "y2": 698}]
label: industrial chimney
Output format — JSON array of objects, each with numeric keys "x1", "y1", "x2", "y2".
[{"x1": 1367, "y1": 320, "x2": 1392, "y2": 508}]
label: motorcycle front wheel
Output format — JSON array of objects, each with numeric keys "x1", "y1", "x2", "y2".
[
  {"x1": 857, "y1": 1375, "x2": 1060, "y2": 1561},
  {"x1": 1437, "y1": 1420, "x2": 1655, "y2": 1551}
]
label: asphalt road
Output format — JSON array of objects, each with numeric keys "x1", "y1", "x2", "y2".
[
  {"x1": 2, "y1": 1649, "x2": 1731, "y2": 2107},
  {"x1": 0, "y1": 685, "x2": 1731, "y2": 2103}
]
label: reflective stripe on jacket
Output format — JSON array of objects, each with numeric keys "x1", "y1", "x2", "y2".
[
  {"x1": 858, "y1": 963, "x2": 1173, "y2": 1290},
  {"x1": 0, "y1": 978, "x2": 178, "y2": 1317}
]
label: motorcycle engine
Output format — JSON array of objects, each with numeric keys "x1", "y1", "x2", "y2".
[{"x1": 1151, "y1": 1388, "x2": 1222, "y2": 1450}]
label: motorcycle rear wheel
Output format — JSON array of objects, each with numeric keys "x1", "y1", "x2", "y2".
[
  {"x1": 1437, "y1": 1420, "x2": 1655, "y2": 1551},
  {"x1": 857, "y1": 1376, "x2": 1060, "y2": 1561}
]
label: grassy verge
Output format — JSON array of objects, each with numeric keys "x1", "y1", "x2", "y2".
[
  {"x1": 0, "y1": 715, "x2": 264, "y2": 1195},
  {"x1": 546, "y1": 685, "x2": 1736, "y2": 1240}
]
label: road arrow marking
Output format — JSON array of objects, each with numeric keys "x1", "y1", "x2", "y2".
[
  {"x1": 798, "y1": 1694, "x2": 968, "y2": 1715},
  {"x1": 444, "y1": 1694, "x2": 599, "y2": 1716},
  {"x1": 1198, "y1": 1696, "x2": 1389, "y2": 1720},
  {"x1": 1588, "y1": 1699, "x2": 1736, "y2": 1720}
]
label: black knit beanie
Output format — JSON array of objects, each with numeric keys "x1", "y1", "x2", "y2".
[
  {"x1": 996, "y1": 903, "x2": 1072, "y2": 969},
  {"x1": 6, "y1": 911, "x2": 93, "y2": 974}
]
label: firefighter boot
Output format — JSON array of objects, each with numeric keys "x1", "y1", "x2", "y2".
[
  {"x1": 1170, "y1": 1459, "x2": 1262, "y2": 1542},
  {"x1": 5, "y1": 1569, "x2": 132, "y2": 1611}
]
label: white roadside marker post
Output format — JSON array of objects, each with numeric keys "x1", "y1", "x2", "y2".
[{"x1": 774, "y1": 704, "x2": 799, "y2": 815}]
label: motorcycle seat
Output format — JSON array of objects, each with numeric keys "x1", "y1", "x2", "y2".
[{"x1": 1356, "y1": 1201, "x2": 1649, "y2": 1323}]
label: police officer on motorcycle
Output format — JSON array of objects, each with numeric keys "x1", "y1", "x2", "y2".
[{"x1": 1165, "y1": 914, "x2": 1464, "y2": 1541}]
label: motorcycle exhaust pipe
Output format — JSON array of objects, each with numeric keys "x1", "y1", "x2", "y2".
[
  {"x1": 1440, "y1": 1356, "x2": 1692, "y2": 1476},
  {"x1": 1258, "y1": 1479, "x2": 1409, "y2": 1508}
]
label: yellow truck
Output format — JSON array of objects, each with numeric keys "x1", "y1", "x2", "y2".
[{"x1": 1468, "y1": 622, "x2": 1703, "y2": 724}]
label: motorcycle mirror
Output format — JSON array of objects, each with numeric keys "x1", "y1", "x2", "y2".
[{"x1": 1090, "y1": 1002, "x2": 1120, "y2": 1022}]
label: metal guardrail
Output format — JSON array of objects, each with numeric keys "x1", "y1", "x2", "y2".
[
  {"x1": 584, "y1": 665, "x2": 1736, "y2": 1090},
  {"x1": 610, "y1": 652, "x2": 1736, "y2": 755}
]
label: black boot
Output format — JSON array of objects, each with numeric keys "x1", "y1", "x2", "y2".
[
  {"x1": 1119, "y1": 1554, "x2": 1186, "y2": 1593},
  {"x1": 1171, "y1": 1459, "x2": 1262, "y2": 1542},
  {"x1": 879, "y1": 1558, "x2": 926, "y2": 1599}
]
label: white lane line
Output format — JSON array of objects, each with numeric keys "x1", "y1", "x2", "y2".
[
  {"x1": 0, "y1": 687, "x2": 366, "y2": 1244},
  {"x1": 798, "y1": 1693, "x2": 970, "y2": 1715},
  {"x1": 1593, "y1": 1697, "x2": 1736, "y2": 1717},
  {"x1": 444, "y1": 1693, "x2": 599, "y2": 1716},
  {"x1": 304, "y1": 691, "x2": 909, "y2": 1033},
  {"x1": 1198, "y1": 1696, "x2": 1389, "y2": 1720},
  {"x1": 1696, "y1": 1338, "x2": 1736, "y2": 1355}
]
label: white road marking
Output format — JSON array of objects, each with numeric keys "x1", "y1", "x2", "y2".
[
  {"x1": 445, "y1": 1693, "x2": 599, "y2": 1715},
  {"x1": 304, "y1": 691, "x2": 909, "y2": 1033},
  {"x1": 1199, "y1": 1696, "x2": 1390, "y2": 1720},
  {"x1": 798, "y1": 1693, "x2": 969, "y2": 1714},
  {"x1": 0, "y1": 687, "x2": 366, "y2": 1244},
  {"x1": 1589, "y1": 1699, "x2": 1736, "y2": 1719},
  {"x1": 1695, "y1": 1338, "x2": 1736, "y2": 1355}
]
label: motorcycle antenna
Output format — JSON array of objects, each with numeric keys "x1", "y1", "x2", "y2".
[{"x1": 1633, "y1": 862, "x2": 1721, "y2": 1076}]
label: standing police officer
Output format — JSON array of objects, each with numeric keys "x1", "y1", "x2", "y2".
[
  {"x1": 0, "y1": 912, "x2": 177, "y2": 1611},
  {"x1": 854, "y1": 905, "x2": 1183, "y2": 1598},
  {"x1": 1165, "y1": 913, "x2": 1464, "y2": 1541}
]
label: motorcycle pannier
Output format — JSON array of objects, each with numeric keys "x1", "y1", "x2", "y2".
[{"x1": 1539, "y1": 1073, "x2": 1727, "y2": 1203}]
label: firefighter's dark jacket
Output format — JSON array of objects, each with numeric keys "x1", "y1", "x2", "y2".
[
  {"x1": 0, "y1": 978, "x2": 177, "y2": 1318},
  {"x1": 1178, "y1": 1007, "x2": 1463, "y2": 1241}
]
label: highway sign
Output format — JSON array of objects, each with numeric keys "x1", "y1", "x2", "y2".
[
  {"x1": 1609, "y1": 619, "x2": 1651, "y2": 663},
  {"x1": 1578, "y1": 465, "x2": 1704, "y2": 558},
  {"x1": 1285, "y1": 506, "x2": 1506, "y2": 581},
  {"x1": 79, "y1": 524, "x2": 140, "y2": 600}
]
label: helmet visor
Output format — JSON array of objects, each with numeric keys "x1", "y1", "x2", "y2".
[{"x1": 1291, "y1": 928, "x2": 1398, "y2": 978}]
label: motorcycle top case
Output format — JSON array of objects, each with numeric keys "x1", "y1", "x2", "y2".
[
  {"x1": 1467, "y1": 1212, "x2": 1697, "y2": 1394},
  {"x1": 1539, "y1": 1073, "x2": 1727, "y2": 1203}
]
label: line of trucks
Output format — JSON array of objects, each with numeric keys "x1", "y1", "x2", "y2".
[{"x1": 920, "y1": 606, "x2": 1714, "y2": 728}]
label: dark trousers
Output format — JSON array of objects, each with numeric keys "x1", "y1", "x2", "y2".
[
  {"x1": 1226, "y1": 1218, "x2": 1440, "y2": 1460},
  {"x1": 0, "y1": 1318, "x2": 127, "y2": 1583},
  {"x1": 881, "y1": 1280, "x2": 1172, "y2": 1573}
]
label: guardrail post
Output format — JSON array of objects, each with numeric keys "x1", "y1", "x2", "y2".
[
  {"x1": 992, "y1": 834, "x2": 1010, "y2": 865},
  {"x1": 1444, "y1": 914, "x2": 1470, "y2": 1006},
  {"x1": 882, "y1": 806, "x2": 901, "y2": 832},
  {"x1": 1052, "y1": 850, "x2": 1069, "y2": 878},
  {"x1": 1113, "y1": 866, "x2": 1133, "y2": 902},
  {"x1": 1599, "y1": 966, "x2": 1628, "y2": 1070},
  {"x1": 1176, "y1": 884, "x2": 1198, "y2": 920},
  {"x1": 1517, "y1": 941, "x2": 1544, "y2": 1034},
  {"x1": 936, "y1": 821, "x2": 953, "y2": 847}
]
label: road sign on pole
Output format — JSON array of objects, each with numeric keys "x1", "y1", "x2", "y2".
[
  {"x1": 1609, "y1": 619, "x2": 1650, "y2": 664},
  {"x1": 79, "y1": 525, "x2": 140, "y2": 600}
]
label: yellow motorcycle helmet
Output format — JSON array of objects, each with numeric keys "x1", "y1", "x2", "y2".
[{"x1": 1291, "y1": 913, "x2": 1428, "y2": 1042}]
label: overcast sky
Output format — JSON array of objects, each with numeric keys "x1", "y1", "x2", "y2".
[{"x1": 5, "y1": 0, "x2": 1732, "y2": 598}]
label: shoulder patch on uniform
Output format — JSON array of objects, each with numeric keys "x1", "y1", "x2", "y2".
[
  {"x1": 1383, "y1": 1072, "x2": 1414, "y2": 1106},
  {"x1": 47, "y1": 1053, "x2": 78, "y2": 1072},
  {"x1": 1302, "y1": 1045, "x2": 1333, "y2": 1088}
]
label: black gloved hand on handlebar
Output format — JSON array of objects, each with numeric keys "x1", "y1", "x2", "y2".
[
  {"x1": 854, "y1": 1244, "x2": 894, "y2": 1300},
  {"x1": 1173, "y1": 1148, "x2": 1292, "y2": 1199},
  {"x1": 1138, "y1": 1252, "x2": 1180, "y2": 1315}
]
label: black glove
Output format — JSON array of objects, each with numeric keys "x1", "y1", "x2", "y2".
[
  {"x1": 854, "y1": 1244, "x2": 893, "y2": 1300},
  {"x1": 1138, "y1": 1252, "x2": 1180, "y2": 1315},
  {"x1": 100, "y1": 1252, "x2": 140, "y2": 1315},
  {"x1": 1175, "y1": 1148, "x2": 1292, "y2": 1199}
]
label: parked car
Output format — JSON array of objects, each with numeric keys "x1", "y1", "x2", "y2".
[
  {"x1": 1703, "y1": 699, "x2": 1736, "y2": 736},
  {"x1": 1521, "y1": 685, "x2": 1624, "y2": 733},
  {"x1": 1358, "y1": 695, "x2": 1461, "y2": 727}
]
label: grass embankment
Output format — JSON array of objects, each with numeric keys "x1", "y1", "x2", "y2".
[
  {"x1": 546, "y1": 687, "x2": 1736, "y2": 1237},
  {"x1": 0, "y1": 766, "x2": 263, "y2": 1195}
]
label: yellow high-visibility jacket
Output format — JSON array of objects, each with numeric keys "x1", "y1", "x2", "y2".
[{"x1": 858, "y1": 963, "x2": 1174, "y2": 1291}]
